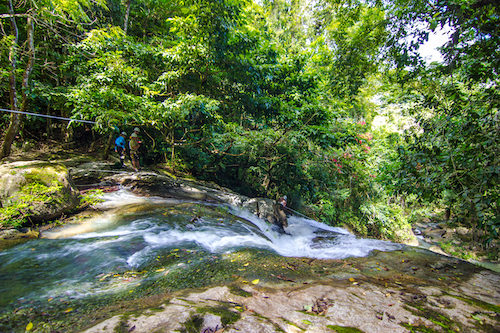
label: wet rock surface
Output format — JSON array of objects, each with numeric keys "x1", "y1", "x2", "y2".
[
  {"x1": 80, "y1": 249, "x2": 499, "y2": 333},
  {"x1": 1, "y1": 159, "x2": 498, "y2": 332},
  {"x1": 102, "y1": 171, "x2": 276, "y2": 217}
]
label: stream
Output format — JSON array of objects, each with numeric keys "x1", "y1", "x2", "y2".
[{"x1": 0, "y1": 189, "x2": 401, "y2": 311}]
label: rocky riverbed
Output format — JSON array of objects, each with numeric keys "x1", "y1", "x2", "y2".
[{"x1": 0, "y1": 158, "x2": 499, "y2": 332}]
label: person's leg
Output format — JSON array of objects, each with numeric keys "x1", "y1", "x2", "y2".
[
  {"x1": 278, "y1": 210, "x2": 288, "y2": 228},
  {"x1": 132, "y1": 151, "x2": 140, "y2": 171},
  {"x1": 130, "y1": 152, "x2": 137, "y2": 171},
  {"x1": 119, "y1": 148, "x2": 125, "y2": 166}
]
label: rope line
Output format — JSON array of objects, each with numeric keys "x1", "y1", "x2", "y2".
[
  {"x1": 72, "y1": 169, "x2": 129, "y2": 174},
  {"x1": 0, "y1": 108, "x2": 96, "y2": 124},
  {"x1": 284, "y1": 206, "x2": 313, "y2": 220}
]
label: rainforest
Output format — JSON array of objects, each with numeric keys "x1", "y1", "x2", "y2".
[
  {"x1": 1, "y1": 0, "x2": 499, "y2": 262},
  {"x1": 0, "y1": 1, "x2": 499, "y2": 331}
]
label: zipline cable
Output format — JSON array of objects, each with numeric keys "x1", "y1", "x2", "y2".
[
  {"x1": 2, "y1": 106, "x2": 317, "y2": 219},
  {"x1": 283, "y1": 205, "x2": 313, "y2": 220},
  {"x1": 77, "y1": 169, "x2": 129, "y2": 173},
  {"x1": 0, "y1": 107, "x2": 96, "y2": 124}
]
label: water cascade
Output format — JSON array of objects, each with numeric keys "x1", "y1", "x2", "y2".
[{"x1": 0, "y1": 190, "x2": 401, "y2": 309}]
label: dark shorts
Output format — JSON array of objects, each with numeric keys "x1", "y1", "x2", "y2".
[{"x1": 116, "y1": 146, "x2": 125, "y2": 156}]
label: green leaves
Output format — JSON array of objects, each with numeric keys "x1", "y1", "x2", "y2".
[{"x1": 390, "y1": 66, "x2": 499, "y2": 244}]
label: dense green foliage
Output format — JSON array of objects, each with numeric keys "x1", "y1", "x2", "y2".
[{"x1": 0, "y1": 0, "x2": 497, "y2": 246}]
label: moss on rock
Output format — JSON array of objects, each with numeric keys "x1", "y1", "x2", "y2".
[{"x1": 0, "y1": 161, "x2": 80, "y2": 229}]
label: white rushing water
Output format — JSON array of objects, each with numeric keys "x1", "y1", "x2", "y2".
[
  {"x1": 53, "y1": 189, "x2": 402, "y2": 268},
  {"x1": 0, "y1": 189, "x2": 403, "y2": 306}
]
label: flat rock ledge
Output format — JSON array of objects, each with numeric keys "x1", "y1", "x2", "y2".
[{"x1": 83, "y1": 252, "x2": 500, "y2": 333}]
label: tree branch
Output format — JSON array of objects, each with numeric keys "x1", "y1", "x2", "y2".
[{"x1": 0, "y1": 13, "x2": 29, "y2": 19}]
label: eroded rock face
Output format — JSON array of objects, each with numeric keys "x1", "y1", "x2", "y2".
[
  {"x1": 0, "y1": 161, "x2": 80, "y2": 226},
  {"x1": 83, "y1": 270, "x2": 500, "y2": 333},
  {"x1": 78, "y1": 247, "x2": 500, "y2": 333},
  {"x1": 102, "y1": 171, "x2": 278, "y2": 221}
]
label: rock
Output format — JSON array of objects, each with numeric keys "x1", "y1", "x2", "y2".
[
  {"x1": 423, "y1": 228, "x2": 447, "y2": 240},
  {"x1": 456, "y1": 227, "x2": 469, "y2": 237},
  {"x1": 101, "y1": 172, "x2": 263, "y2": 210},
  {"x1": 70, "y1": 161, "x2": 125, "y2": 186},
  {"x1": 84, "y1": 262, "x2": 499, "y2": 333},
  {"x1": 103, "y1": 172, "x2": 226, "y2": 202},
  {"x1": 241, "y1": 197, "x2": 275, "y2": 219},
  {"x1": 429, "y1": 246, "x2": 448, "y2": 256},
  {"x1": 200, "y1": 314, "x2": 223, "y2": 333},
  {"x1": 0, "y1": 227, "x2": 39, "y2": 250},
  {"x1": 414, "y1": 221, "x2": 426, "y2": 228},
  {"x1": 240, "y1": 198, "x2": 259, "y2": 214},
  {"x1": 0, "y1": 161, "x2": 80, "y2": 227},
  {"x1": 394, "y1": 227, "x2": 418, "y2": 246},
  {"x1": 0, "y1": 228, "x2": 21, "y2": 239}
]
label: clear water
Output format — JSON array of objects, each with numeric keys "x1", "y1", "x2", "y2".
[{"x1": 0, "y1": 190, "x2": 402, "y2": 309}]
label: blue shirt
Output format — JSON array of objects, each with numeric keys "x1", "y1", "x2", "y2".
[{"x1": 115, "y1": 136, "x2": 126, "y2": 149}]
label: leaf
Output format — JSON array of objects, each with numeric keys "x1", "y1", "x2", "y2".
[
  {"x1": 26, "y1": 322, "x2": 33, "y2": 331},
  {"x1": 430, "y1": 20, "x2": 438, "y2": 31},
  {"x1": 349, "y1": 277, "x2": 355, "y2": 282},
  {"x1": 64, "y1": 308, "x2": 73, "y2": 313},
  {"x1": 302, "y1": 319, "x2": 312, "y2": 325},
  {"x1": 471, "y1": 314, "x2": 482, "y2": 323},
  {"x1": 251, "y1": 279, "x2": 259, "y2": 285}
]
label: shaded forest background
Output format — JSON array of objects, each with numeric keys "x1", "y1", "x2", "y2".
[{"x1": 0, "y1": 0, "x2": 498, "y2": 250}]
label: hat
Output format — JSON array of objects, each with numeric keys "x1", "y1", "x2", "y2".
[
  {"x1": 131, "y1": 133, "x2": 138, "y2": 138},
  {"x1": 283, "y1": 195, "x2": 287, "y2": 200},
  {"x1": 134, "y1": 127, "x2": 140, "y2": 132},
  {"x1": 121, "y1": 132, "x2": 127, "y2": 136}
]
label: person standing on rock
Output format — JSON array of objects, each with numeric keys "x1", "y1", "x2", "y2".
[
  {"x1": 129, "y1": 127, "x2": 141, "y2": 172},
  {"x1": 272, "y1": 195, "x2": 288, "y2": 233},
  {"x1": 114, "y1": 132, "x2": 127, "y2": 167}
]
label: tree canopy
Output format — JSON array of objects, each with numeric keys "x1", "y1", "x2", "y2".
[{"x1": 0, "y1": 0, "x2": 498, "y2": 247}]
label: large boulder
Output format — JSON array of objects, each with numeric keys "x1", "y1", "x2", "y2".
[
  {"x1": 103, "y1": 171, "x2": 278, "y2": 221},
  {"x1": 241, "y1": 197, "x2": 275, "y2": 220},
  {"x1": 0, "y1": 161, "x2": 80, "y2": 228}
]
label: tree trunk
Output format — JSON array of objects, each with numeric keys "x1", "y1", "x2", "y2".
[
  {"x1": 65, "y1": 125, "x2": 74, "y2": 143},
  {"x1": 1, "y1": 9, "x2": 34, "y2": 159},
  {"x1": 0, "y1": 0, "x2": 19, "y2": 159},
  {"x1": 102, "y1": 132, "x2": 114, "y2": 160},
  {"x1": 170, "y1": 128, "x2": 175, "y2": 171},
  {"x1": 89, "y1": 130, "x2": 97, "y2": 152},
  {"x1": 123, "y1": 0, "x2": 132, "y2": 34},
  {"x1": 46, "y1": 103, "x2": 53, "y2": 138},
  {"x1": 444, "y1": 206, "x2": 451, "y2": 221}
]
